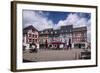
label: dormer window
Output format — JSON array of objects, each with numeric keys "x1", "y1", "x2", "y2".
[
  {"x1": 51, "y1": 31, "x2": 53, "y2": 34},
  {"x1": 55, "y1": 31, "x2": 57, "y2": 34},
  {"x1": 61, "y1": 30, "x2": 63, "y2": 32},
  {"x1": 45, "y1": 31, "x2": 48, "y2": 34},
  {"x1": 41, "y1": 31, "x2": 43, "y2": 34},
  {"x1": 70, "y1": 29, "x2": 72, "y2": 32},
  {"x1": 32, "y1": 29, "x2": 35, "y2": 32}
]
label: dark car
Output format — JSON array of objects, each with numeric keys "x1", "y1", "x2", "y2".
[
  {"x1": 29, "y1": 48, "x2": 38, "y2": 53},
  {"x1": 79, "y1": 50, "x2": 91, "y2": 59},
  {"x1": 29, "y1": 43, "x2": 38, "y2": 53}
]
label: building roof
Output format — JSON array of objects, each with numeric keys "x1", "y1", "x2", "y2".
[
  {"x1": 23, "y1": 25, "x2": 38, "y2": 34},
  {"x1": 39, "y1": 25, "x2": 73, "y2": 35},
  {"x1": 73, "y1": 27, "x2": 87, "y2": 32},
  {"x1": 61, "y1": 25, "x2": 73, "y2": 29},
  {"x1": 60, "y1": 25, "x2": 73, "y2": 33},
  {"x1": 43, "y1": 28, "x2": 53, "y2": 31}
]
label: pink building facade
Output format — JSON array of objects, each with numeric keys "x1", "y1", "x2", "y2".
[{"x1": 23, "y1": 25, "x2": 39, "y2": 49}]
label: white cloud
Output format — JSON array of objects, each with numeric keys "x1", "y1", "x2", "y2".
[
  {"x1": 23, "y1": 10, "x2": 53, "y2": 31},
  {"x1": 55, "y1": 13, "x2": 89, "y2": 28},
  {"x1": 65, "y1": 13, "x2": 80, "y2": 24},
  {"x1": 74, "y1": 18, "x2": 87, "y2": 27},
  {"x1": 53, "y1": 13, "x2": 80, "y2": 29}
]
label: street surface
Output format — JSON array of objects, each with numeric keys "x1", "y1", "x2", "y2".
[{"x1": 23, "y1": 49, "x2": 87, "y2": 62}]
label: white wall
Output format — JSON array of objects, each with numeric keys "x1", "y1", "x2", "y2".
[{"x1": 0, "y1": 0, "x2": 99, "y2": 73}]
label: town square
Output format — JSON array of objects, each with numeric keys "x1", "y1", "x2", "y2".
[{"x1": 22, "y1": 10, "x2": 91, "y2": 62}]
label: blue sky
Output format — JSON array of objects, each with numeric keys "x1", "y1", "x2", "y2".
[
  {"x1": 23, "y1": 10, "x2": 91, "y2": 28},
  {"x1": 43, "y1": 11, "x2": 90, "y2": 24},
  {"x1": 44, "y1": 11, "x2": 69, "y2": 24},
  {"x1": 23, "y1": 10, "x2": 91, "y2": 41}
]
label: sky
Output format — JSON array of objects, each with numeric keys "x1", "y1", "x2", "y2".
[{"x1": 22, "y1": 10, "x2": 91, "y2": 42}]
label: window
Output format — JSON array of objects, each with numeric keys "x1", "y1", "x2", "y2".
[
  {"x1": 29, "y1": 39, "x2": 32, "y2": 42},
  {"x1": 33, "y1": 34, "x2": 34, "y2": 37},
  {"x1": 35, "y1": 39, "x2": 37, "y2": 42},
  {"x1": 35, "y1": 35, "x2": 37, "y2": 38},
  {"x1": 28, "y1": 34, "x2": 31, "y2": 37},
  {"x1": 33, "y1": 39, "x2": 34, "y2": 42},
  {"x1": 55, "y1": 31, "x2": 57, "y2": 34}
]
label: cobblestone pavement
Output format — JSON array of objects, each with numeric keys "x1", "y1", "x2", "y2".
[{"x1": 23, "y1": 49, "x2": 88, "y2": 62}]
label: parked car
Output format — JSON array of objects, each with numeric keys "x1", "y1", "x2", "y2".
[
  {"x1": 79, "y1": 50, "x2": 91, "y2": 59},
  {"x1": 29, "y1": 48, "x2": 38, "y2": 53}
]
